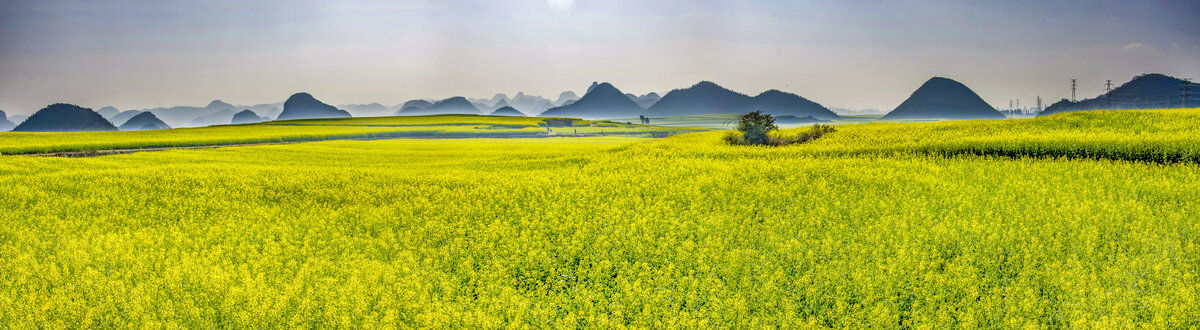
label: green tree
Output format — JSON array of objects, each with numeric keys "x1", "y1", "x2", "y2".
[{"x1": 733, "y1": 111, "x2": 777, "y2": 145}]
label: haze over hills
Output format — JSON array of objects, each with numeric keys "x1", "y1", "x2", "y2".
[
  {"x1": 277, "y1": 93, "x2": 352, "y2": 120},
  {"x1": 627, "y1": 93, "x2": 662, "y2": 108},
  {"x1": 540, "y1": 82, "x2": 645, "y2": 119},
  {"x1": 490, "y1": 106, "x2": 525, "y2": 116},
  {"x1": 553, "y1": 91, "x2": 580, "y2": 106},
  {"x1": 96, "y1": 106, "x2": 120, "y2": 119},
  {"x1": 0, "y1": 110, "x2": 15, "y2": 131},
  {"x1": 190, "y1": 110, "x2": 239, "y2": 127},
  {"x1": 397, "y1": 97, "x2": 481, "y2": 115},
  {"x1": 109, "y1": 110, "x2": 144, "y2": 126},
  {"x1": 8, "y1": 72, "x2": 1198, "y2": 132},
  {"x1": 339, "y1": 103, "x2": 392, "y2": 117},
  {"x1": 118, "y1": 112, "x2": 171, "y2": 131},
  {"x1": 397, "y1": 100, "x2": 433, "y2": 113},
  {"x1": 491, "y1": 99, "x2": 513, "y2": 111},
  {"x1": 750, "y1": 90, "x2": 841, "y2": 120},
  {"x1": 232, "y1": 110, "x2": 270, "y2": 124},
  {"x1": 468, "y1": 92, "x2": 557, "y2": 116},
  {"x1": 646, "y1": 81, "x2": 839, "y2": 119},
  {"x1": 775, "y1": 115, "x2": 826, "y2": 124},
  {"x1": 13, "y1": 104, "x2": 117, "y2": 132},
  {"x1": 143, "y1": 100, "x2": 240, "y2": 128},
  {"x1": 881, "y1": 77, "x2": 1005, "y2": 120},
  {"x1": 1040, "y1": 73, "x2": 1199, "y2": 116}
]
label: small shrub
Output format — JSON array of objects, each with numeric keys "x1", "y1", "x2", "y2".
[{"x1": 728, "y1": 111, "x2": 778, "y2": 145}]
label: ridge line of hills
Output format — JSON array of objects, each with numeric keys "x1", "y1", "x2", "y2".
[{"x1": 4, "y1": 73, "x2": 1195, "y2": 132}]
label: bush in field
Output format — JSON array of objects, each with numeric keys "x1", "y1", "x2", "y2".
[
  {"x1": 726, "y1": 111, "x2": 835, "y2": 146},
  {"x1": 730, "y1": 111, "x2": 778, "y2": 145}
]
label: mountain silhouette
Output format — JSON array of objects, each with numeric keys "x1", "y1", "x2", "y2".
[
  {"x1": 400, "y1": 99, "x2": 433, "y2": 110},
  {"x1": 232, "y1": 110, "x2": 270, "y2": 124},
  {"x1": 277, "y1": 93, "x2": 352, "y2": 120},
  {"x1": 118, "y1": 112, "x2": 171, "y2": 131},
  {"x1": 487, "y1": 93, "x2": 509, "y2": 106},
  {"x1": 553, "y1": 91, "x2": 580, "y2": 106},
  {"x1": 881, "y1": 77, "x2": 1005, "y2": 120},
  {"x1": 1040, "y1": 73, "x2": 1198, "y2": 116},
  {"x1": 627, "y1": 92, "x2": 661, "y2": 108},
  {"x1": 109, "y1": 110, "x2": 144, "y2": 126},
  {"x1": 0, "y1": 110, "x2": 14, "y2": 131},
  {"x1": 490, "y1": 106, "x2": 525, "y2": 116},
  {"x1": 646, "y1": 81, "x2": 753, "y2": 116},
  {"x1": 492, "y1": 99, "x2": 513, "y2": 111},
  {"x1": 189, "y1": 109, "x2": 238, "y2": 126},
  {"x1": 752, "y1": 90, "x2": 842, "y2": 120},
  {"x1": 586, "y1": 82, "x2": 600, "y2": 93},
  {"x1": 646, "y1": 81, "x2": 840, "y2": 119},
  {"x1": 508, "y1": 92, "x2": 554, "y2": 114},
  {"x1": 397, "y1": 97, "x2": 481, "y2": 115},
  {"x1": 540, "y1": 82, "x2": 645, "y2": 118},
  {"x1": 13, "y1": 103, "x2": 117, "y2": 132},
  {"x1": 96, "y1": 106, "x2": 120, "y2": 119},
  {"x1": 144, "y1": 99, "x2": 239, "y2": 127}
]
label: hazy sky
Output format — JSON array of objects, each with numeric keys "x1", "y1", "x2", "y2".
[{"x1": 1, "y1": 0, "x2": 1198, "y2": 114}]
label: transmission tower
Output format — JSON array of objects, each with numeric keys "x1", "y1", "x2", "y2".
[
  {"x1": 1183, "y1": 78, "x2": 1193, "y2": 108},
  {"x1": 1104, "y1": 80, "x2": 1113, "y2": 109},
  {"x1": 1070, "y1": 79, "x2": 1078, "y2": 102},
  {"x1": 1036, "y1": 96, "x2": 1042, "y2": 112},
  {"x1": 1009, "y1": 100, "x2": 1013, "y2": 110},
  {"x1": 1016, "y1": 99, "x2": 1020, "y2": 111}
]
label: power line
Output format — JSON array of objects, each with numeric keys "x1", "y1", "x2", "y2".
[
  {"x1": 1104, "y1": 80, "x2": 1113, "y2": 109},
  {"x1": 1183, "y1": 78, "x2": 1193, "y2": 108},
  {"x1": 1070, "y1": 79, "x2": 1078, "y2": 102}
]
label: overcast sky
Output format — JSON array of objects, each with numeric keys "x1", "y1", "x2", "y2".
[{"x1": 1, "y1": 0, "x2": 1198, "y2": 114}]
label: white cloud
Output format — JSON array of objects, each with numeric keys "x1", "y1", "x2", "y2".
[
  {"x1": 1123, "y1": 42, "x2": 1154, "y2": 51},
  {"x1": 547, "y1": 0, "x2": 575, "y2": 12}
]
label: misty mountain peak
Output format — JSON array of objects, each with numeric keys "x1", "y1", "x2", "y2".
[{"x1": 207, "y1": 100, "x2": 234, "y2": 109}]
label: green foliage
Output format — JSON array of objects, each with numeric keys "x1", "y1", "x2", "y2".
[{"x1": 731, "y1": 111, "x2": 778, "y2": 145}]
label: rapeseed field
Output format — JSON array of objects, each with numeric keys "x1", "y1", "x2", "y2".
[{"x1": 1, "y1": 110, "x2": 1198, "y2": 327}]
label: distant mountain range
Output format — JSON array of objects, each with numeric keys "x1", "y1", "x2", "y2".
[
  {"x1": 554, "y1": 91, "x2": 580, "y2": 106},
  {"x1": 88, "y1": 101, "x2": 281, "y2": 128},
  {"x1": 397, "y1": 97, "x2": 481, "y2": 115},
  {"x1": 7, "y1": 73, "x2": 1197, "y2": 133},
  {"x1": 13, "y1": 104, "x2": 117, "y2": 132},
  {"x1": 540, "y1": 82, "x2": 646, "y2": 119},
  {"x1": 881, "y1": 77, "x2": 1005, "y2": 120},
  {"x1": 1041, "y1": 73, "x2": 1198, "y2": 116},
  {"x1": 647, "y1": 81, "x2": 840, "y2": 120},
  {"x1": 470, "y1": 92, "x2": 557, "y2": 115},
  {"x1": 627, "y1": 93, "x2": 661, "y2": 108},
  {"x1": 190, "y1": 109, "x2": 239, "y2": 127}
]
